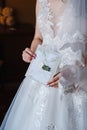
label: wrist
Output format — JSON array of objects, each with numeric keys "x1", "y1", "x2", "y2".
[{"x1": 30, "y1": 38, "x2": 42, "y2": 52}]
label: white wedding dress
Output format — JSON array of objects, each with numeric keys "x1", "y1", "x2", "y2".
[{"x1": 0, "y1": 0, "x2": 87, "y2": 130}]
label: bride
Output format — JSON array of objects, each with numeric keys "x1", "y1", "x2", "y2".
[{"x1": 0, "y1": 0, "x2": 87, "y2": 130}]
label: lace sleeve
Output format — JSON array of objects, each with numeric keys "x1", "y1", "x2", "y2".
[{"x1": 58, "y1": 33, "x2": 86, "y2": 90}]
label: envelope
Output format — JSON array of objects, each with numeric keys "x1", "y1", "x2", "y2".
[{"x1": 25, "y1": 45, "x2": 61, "y2": 85}]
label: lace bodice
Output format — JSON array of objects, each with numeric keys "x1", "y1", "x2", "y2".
[
  {"x1": 38, "y1": 0, "x2": 72, "y2": 40},
  {"x1": 37, "y1": 0, "x2": 85, "y2": 58},
  {"x1": 37, "y1": 0, "x2": 85, "y2": 46},
  {"x1": 38, "y1": 0, "x2": 67, "y2": 38},
  {"x1": 37, "y1": 0, "x2": 86, "y2": 91}
]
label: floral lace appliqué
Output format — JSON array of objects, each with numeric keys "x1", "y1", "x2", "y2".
[{"x1": 46, "y1": 123, "x2": 57, "y2": 130}]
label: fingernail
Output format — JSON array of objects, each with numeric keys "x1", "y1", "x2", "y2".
[
  {"x1": 34, "y1": 54, "x2": 36, "y2": 58},
  {"x1": 34, "y1": 55, "x2": 36, "y2": 59}
]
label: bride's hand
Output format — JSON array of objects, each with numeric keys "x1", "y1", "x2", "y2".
[
  {"x1": 47, "y1": 72, "x2": 61, "y2": 88},
  {"x1": 22, "y1": 48, "x2": 36, "y2": 63}
]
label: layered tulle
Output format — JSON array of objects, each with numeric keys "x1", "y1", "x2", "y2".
[{"x1": 0, "y1": 73, "x2": 87, "y2": 130}]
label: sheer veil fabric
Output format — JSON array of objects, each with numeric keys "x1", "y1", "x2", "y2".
[
  {"x1": 58, "y1": 0, "x2": 87, "y2": 90},
  {"x1": 0, "y1": 0, "x2": 87, "y2": 130}
]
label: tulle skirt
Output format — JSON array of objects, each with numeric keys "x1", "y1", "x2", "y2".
[{"x1": 0, "y1": 67, "x2": 87, "y2": 130}]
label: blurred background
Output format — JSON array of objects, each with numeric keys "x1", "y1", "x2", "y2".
[{"x1": 0, "y1": 0, "x2": 36, "y2": 124}]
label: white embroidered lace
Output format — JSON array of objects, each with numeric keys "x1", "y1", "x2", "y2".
[
  {"x1": 37, "y1": 0, "x2": 86, "y2": 90},
  {"x1": 0, "y1": 1, "x2": 87, "y2": 130}
]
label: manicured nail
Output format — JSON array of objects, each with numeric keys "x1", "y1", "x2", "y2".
[{"x1": 34, "y1": 54, "x2": 36, "y2": 58}]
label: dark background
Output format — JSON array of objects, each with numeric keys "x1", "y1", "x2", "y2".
[{"x1": 0, "y1": 0, "x2": 35, "y2": 124}]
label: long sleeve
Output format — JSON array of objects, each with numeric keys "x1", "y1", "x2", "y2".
[{"x1": 58, "y1": 33, "x2": 86, "y2": 90}]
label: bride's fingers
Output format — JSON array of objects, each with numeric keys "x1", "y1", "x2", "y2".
[
  {"x1": 25, "y1": 48, "x2": 36, "y2": 58},
  {"x1": 48, "y1": 81, "x2": 59, "y2": 88},
  {"x1": 22, "y1": 50, "x2": 32, "y2": 63},
  {"x1": 53, "y1": 72, "x2": 61, "y2": 79},
  {"x1": 22, "y1": 47, "x2": 36, "y2": 63},
  {"x1": 47, "y1": 72, "x2": 61, "y2": 85}
]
